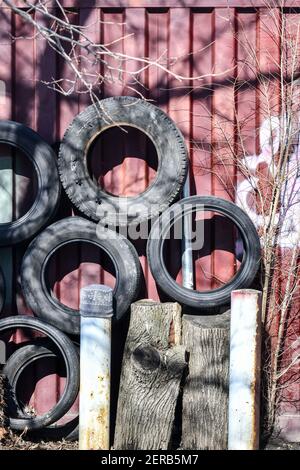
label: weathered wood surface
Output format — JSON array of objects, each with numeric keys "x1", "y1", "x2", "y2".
[
  {"x1": 114, "y1": 300, "x2": 187, "y2": 450},
  {"x1": 0, "y1": 374, "x2": 7, "y2": 442},
  {"x1": 181, "y1": 311, "x2": 230, "y2": 450}
]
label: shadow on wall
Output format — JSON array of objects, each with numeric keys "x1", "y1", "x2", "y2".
[{"x1": 0, "y1": 2, "x2": 299, "y2": 438}]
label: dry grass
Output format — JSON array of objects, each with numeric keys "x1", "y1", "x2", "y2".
[{"x1": 0, "y1": 374, "x2": 77, "y2": 450}]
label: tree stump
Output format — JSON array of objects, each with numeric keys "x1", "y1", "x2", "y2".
[
  {"x1": 114, "y1": 301, "x2": 187, "y2": 450},
  {"x1": 181, "y1": 311, "x2": 230, "y2": 450}
]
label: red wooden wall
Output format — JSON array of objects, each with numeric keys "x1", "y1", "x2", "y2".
[{"x1": 0, "y1": 1, "x2": 299, "y2": 441}]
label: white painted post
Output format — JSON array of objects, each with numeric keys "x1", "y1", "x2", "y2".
[
  {"x1": 228, "y1": 289, "x2": 262, "y2": 450},
  {"x1": 79, "y1": 284, "x2": 113, "y2": 450}
]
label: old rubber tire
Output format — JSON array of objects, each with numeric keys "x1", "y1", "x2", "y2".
[
  {"x1": 0, "y1": 266, "x2": 5, "y2": 313},
  {"x1": 0, "y1": 316, "x2": 79, "y2": 431},
  {"x1": 147, "y1": 196, "x2": 261, "y2": 309},
  {"x1": 58, "y1": 96, "x2": 188, "y2": 226},
  {"x1": 0, "y1": 121, "x2": 60, "y2": 245},
  {"x1": 3, "y1": 340, "x2": 79, "y2": 440},
  {"x1": 21, "y1": 216, "x2": 142, "y2": 334}
]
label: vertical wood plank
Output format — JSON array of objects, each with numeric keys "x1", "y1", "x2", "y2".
[
  {"x1": 12, "y1": 8, "x2": 40, "y2": 412},
  {"x1": 191, "y1": 9, "x2": 214, "y2": 292},
  {"x1": 168, "y1": 8, "x2": 190, "y2": 290},
  {"x1": 78, "y1": 7, "x2": 102, "y2": 311},
  {"x1": 276, "y1": 10, "x2": 300, "y2": 431},
  {"x1": 56, "y1": 8, "x2": 80, "y2": 316},
  {"x1": 0, "y1": 8, "x2": 13, "y2": 314},
  {"x1": 102, "y1": 8, "x2": 125, "y2": 196},
  {"x1": 212, "y1": 8, "x2": 236, "y2": 291},
  {"x1": 235, "y1": 8, "x2": 257, "y2": 289},
  {"x1": 123, "y1": 8, "x2": 149, "y2": 297},
  {"x1": 146, "y1": 9, "x2": 169, "y2": 300}
]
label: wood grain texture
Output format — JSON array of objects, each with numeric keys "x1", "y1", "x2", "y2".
[
  {"x1": 181, "y1": 311, "x2": 230, "y2": 450},
  {"x1": 114, "y1": 300, "x2": 186, "y2": 450},
  {"x1": 0, "y1": 374, "x2": 6, "y2": 441}
]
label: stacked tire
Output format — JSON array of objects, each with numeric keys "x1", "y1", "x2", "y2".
[
  {"x1": 0, "y1": 121, "x2": 79, "y2": 437},
  {"x1": 0, "y1": 97, "x2": 261, "y2": 439},
  {"x1": 147, "y1": 196, "x2": 261, "y2": 309},
  {"x1": 0, "y1": 97, "x2": 189, "y2": 438}
]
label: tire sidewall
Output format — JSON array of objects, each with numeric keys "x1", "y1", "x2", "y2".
[
  {"x1": 0, "y1": 316, "x2": 79, "y2": 430},
  {"x1": 21, "y1": 217, "x2": 141, "y2": 334},
  {"x1": 0, "y1": 121, "x2": 61, "y2": 245},
  {"x1": 58, "y1": 97, "x2": 188, "y2": 226},
  {"x1": 147, "y1": 196, "x2": 261, "y2": 308}
]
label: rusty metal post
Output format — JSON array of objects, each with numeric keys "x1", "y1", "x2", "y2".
[
  {"x1": 228, "y1": 289, "x2": 262, "y2": 450},
  {"x1": 182, "y1": 168, "x2": 194, "y2": 290},
  {"x1": 79, "y1": 284, "x2": 113, "y2": 450}
]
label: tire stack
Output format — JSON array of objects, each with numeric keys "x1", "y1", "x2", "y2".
[
  {"x1": 0, "y1": 97, "x2": 261, "y2": 440},
  {"x1": 0, "y1": 121, "x2": 80, "y2": 438}
]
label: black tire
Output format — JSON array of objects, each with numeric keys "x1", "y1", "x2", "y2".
[
  {"x1": 147, "y1": 196, "x2": 261, "y2": 309},
  {"x1": 0, "y1": 266, "x2": 5, "y2": 313},
  {"x1": 0, "y1": 316, "x2": 79, "y2": 430},
  {"x1": 0, "y1": 121, "x2": 61, "y2": 245},
  {"x1": 3, "y1": 339, "x2": 79, "y2": 441},
  {"x1": 58, "y1": 96, "x2": 188, "y2": 226},
  {"x1": 21, "y1": 216, "x2": 142, "y2": 334}
]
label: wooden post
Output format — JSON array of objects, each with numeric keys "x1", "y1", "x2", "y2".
[
  {"x1": 114, "y1": 301, "x2": 187, "y2": 450},
  {"x1": 181, "y1": 311, "x2": 230, "y2": 450}
]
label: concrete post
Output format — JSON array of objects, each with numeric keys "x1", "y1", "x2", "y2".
[
  {"x1": 79, "y1": 284, "x2": 113, "y2": 450},
  {"x1": 228, "y1": 289, "x2": 262, "y2": 450}
]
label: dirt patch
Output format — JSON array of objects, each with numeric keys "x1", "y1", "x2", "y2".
[
  {"x1": 0, "y1": 373, "x2": 78, "y2": 450},
  {"x1": 264, "y1": 438, "x2": 300, "y2": 450},
  {"x1": 0, "y1": 436, "x2": 78, "y2": 450}
]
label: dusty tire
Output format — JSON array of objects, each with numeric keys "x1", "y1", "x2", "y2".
[
  {"x1": 0, "y1": 266, "x2": 5, "y2": 313},
  {"x1": 21, "y1": 216, "x2": 142, "y2": 334},
  {"x1": 0, "y1": 316, "x2": 79, "y2": 431},
  {"x1": 3, "y1": 339, "x2": 79, "y2": 440},
  {"x1": 0, "y1": 121, "x2": 60, "y2": 245},
  {"x1": 58, "y1": 96, "x2": 188, "y2": 226},
  {"x1": 147, "y1": 196, "x2": 261, "y2": 309}
]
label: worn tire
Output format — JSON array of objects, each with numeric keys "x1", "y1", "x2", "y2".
[
  {"x1": 3, "y1": 339, "x2": 79, "y2": 440},
  {"x1": 147, "y1": 196, "x2": 261, "y2": 309},
  {"x1": 0, "y1": 121, "x2": 60, "y2": 245},
  {"x1": 21, "y1": 217, "x2": 142, "y2": 334},
  {"x1": 0, "y1": 266, "x2": 5, "y2": 313},
  {"x1": 0, "y1": 316, "x2": 79, "y2": 431},
  {"x1": 58, "y1": 96, "x2": 188, "y2": 226}
]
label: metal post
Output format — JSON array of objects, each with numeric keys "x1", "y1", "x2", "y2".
[
  {"x1": 79, "y1": 284, "x2": 113, "y2": 450},
  {"x1": 228, "y1": 289, "x2": 262, "y2": 450},
  {"x1": 182, "y1": 168, "x2": 194, "y2": 289}
]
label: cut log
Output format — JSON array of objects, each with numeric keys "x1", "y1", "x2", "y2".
[
  {"x1": 114, "y1": 300, "x2": 186, "y2": 450},
  {"x1": 181, "y1": 311, "x2": 230, "y2": 450}
]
